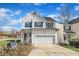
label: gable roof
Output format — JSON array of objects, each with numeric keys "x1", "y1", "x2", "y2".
[
  {"x1": 68, "y1": 17, "x2": 79, "y2": 24},
  {"x1": 43, "y1": 17, "x2": 55, "y2": 21},
  {"x1": 30, "y1": 11, "x2": 38, "y2": 17},
  {"x1": 25, "y1": 11, "x2": 55, "y2": 22},
  {"x1": 30, "y1": 11, "x2": 55, "y2": 21}
]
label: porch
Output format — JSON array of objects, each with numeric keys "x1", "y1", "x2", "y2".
[{"x1": 21, "y1": 29, "x2": 32, "y2": 44}]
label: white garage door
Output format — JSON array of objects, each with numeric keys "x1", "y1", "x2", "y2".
[{"x1": 34, "y1": 35, "x2": 55, "y2": 47}]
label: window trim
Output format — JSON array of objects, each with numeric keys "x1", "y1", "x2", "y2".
[
  {"x1": 46, "y1": 22, "x2": 53, "y2": 28},
  {"x1": 25, "y1": 22, "x2": 32, "y2": 27},
  {"x1": 34, "y1": 22, "x2": 43, "y2": 27},
  {"x1": 64, "y1": 26, "x2": 71, "y2": 31}
]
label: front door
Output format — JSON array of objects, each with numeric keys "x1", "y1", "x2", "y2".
[{"x1": 24, "y1": 33, "x2": 27, "y2": 42}]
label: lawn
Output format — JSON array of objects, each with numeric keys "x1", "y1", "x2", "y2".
[
  {"x1": 0, "y1": 38, "x2": 17, "y2": 48},
  {"x1": 61, "y1": 45, "x2": 79, "y2": 52},
  {"x1": 0, "y1": 40, "x2": 9, "y2": 48}
]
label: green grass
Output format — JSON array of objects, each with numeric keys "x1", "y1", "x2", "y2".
[
  {"x1": 0, "y1": 38, "x2": 20, "y2": 47},
  {"x1": 61, "y1": 45, "x2": 79, "y2": 52},
  {"x1": 0, "y1": 40, "x2": 9, "y2": 47}
]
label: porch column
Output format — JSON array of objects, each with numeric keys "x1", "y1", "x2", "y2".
[
  {"x1": 26, "y1": 33, "x2": 29, "y2": 43},
  {"x1": 21, "y1": 32, "x2": 24, "y2": 42},
  {"x1": 28, "y1": 33, "x2": 31, "y2": 44},
  {"x1": 27, "y1": 33, "x2": 31, "y2": 43}
]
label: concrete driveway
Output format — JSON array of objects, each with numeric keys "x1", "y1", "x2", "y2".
[{"x1": 29, "y1": 45, "x2": 79, "y2": 56}]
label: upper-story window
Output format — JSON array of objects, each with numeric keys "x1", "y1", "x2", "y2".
[
  {"x1": 35, "y1": 22, "x2": 43, "y2": 27},
  {"x1": 64, "y1": 26, "x2": 71, "y2": 31},
  {"x1": 46, "y1": 22, "x2": 53, "y2": 28},
  {"x1": 25, "y1": 22, "x2": 32, "y2": 27}
]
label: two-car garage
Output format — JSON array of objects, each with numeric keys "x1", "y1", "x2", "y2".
[
  {"x1": 34, "y1": 35, "x2": 55, "y2": 47},
  {"x1": 32, "y1": 29, "x2": 58, "y2": 47}
]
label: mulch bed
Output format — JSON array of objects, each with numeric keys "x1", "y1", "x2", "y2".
[{"x1": 0, "y1": 43, "x2": 32, "y2": 56}]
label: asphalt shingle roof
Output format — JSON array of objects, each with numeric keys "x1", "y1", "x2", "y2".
[
  {"x1": 30, "y1": 11, "x2": 55, "y2": 21},
  {"x1": 68, "y1": 17, "x2": 79, "y2": 24},
  {"x1": 43, "y1": 17, "x2": 55, "y2": 21}
]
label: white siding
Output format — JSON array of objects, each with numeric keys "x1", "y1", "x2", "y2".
[
  {"x1": 21, "y1": 12, "x2": 64, "y2": 45},
  {"x1": 32, "y1": 29, "x2": 58, "y2": 46},
  {"x1": 55, "y1": 23, "x2": 64, "y2": 43}
]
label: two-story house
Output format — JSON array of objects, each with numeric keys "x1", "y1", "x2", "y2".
[
  {"x1": 63, "y1": 21, "x2": 74, "y2": 44},
  {"x1": 68, "y1": 17, "x2": 79, "y2": 39},
  {"x1": 21, "y1": 11, "x2": 64, "y2": 47}
]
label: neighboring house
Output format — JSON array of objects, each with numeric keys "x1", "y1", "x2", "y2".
[
  {"x1": 21, "y1": 11, "x2": 64, "y2": 47},
  {"x1": 15, "y1": 32, "x2": 21, "y2": 38},
  {"x1": 68, "y1": 17, "x2": 79, "y2": 39},
  {"x1": 63, "y1": 21, "x2": 74, "y2": 44},
  {"x1": 0, "y1": 32, "x2": 8, "y2": 39}
]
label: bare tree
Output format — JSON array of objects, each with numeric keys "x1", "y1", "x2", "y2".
[
  {"x1": 58, "y1": 4, "x2": 71, "y2": 23},
  {"x1": 58, "y1": 4, "x2": 72, "y2": 45}
]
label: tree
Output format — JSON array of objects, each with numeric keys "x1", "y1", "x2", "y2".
[
  {"x1": 58, "y1": 4, "x2": 71, "y2": 23},
  {"x1": 57, "y1": 4, "x2": 73, "y2": 45}
]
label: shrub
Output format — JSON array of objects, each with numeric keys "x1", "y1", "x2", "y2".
[
  {"x1": 59, "y1": 43, "x2": 68, "y2": 46},
  {"x1": 16, "y1": 40, "x2": 21, "y2": 43},
  {"x1": 7, "y1": 43, "x2": 11, "y2": 48},
  {"x1": 69, "y1": 38, "x2": 79, "y2": 48}
]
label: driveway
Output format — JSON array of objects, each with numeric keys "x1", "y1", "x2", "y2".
[{"x1": 29, "y1": 45, "x2": 79, "y2": 56}]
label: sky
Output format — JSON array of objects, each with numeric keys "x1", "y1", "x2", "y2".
[{"x1": 0, "y1": 3, "x2": 79, "y2": 31}]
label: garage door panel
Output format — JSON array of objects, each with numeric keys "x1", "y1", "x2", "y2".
[
  {"x1": 34, "y1": 35, "x2": 55, "y2": 47},
  {"x1": 37, "y1": 37, "x2": 52, "y2": 45}
]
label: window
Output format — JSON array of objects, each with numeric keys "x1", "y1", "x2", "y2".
[
  {"x1": 64, "y1": 34, "x2": 66, "y2": 40},
  {"x1": 46, "y1": 22, "x2": 53, "y2": 28},
  {"x1": 64, "y1": 26, "x2": 71, "y2": 31},
  {"x1": 69, "y1": 26, "x2": 71, "y2": 30},
  {"x1": 25, "y1": 22, "x2": 32, "y2": 27},
  {"x1": 35, "y1": 22, "x2": 43, "y2": 27}
]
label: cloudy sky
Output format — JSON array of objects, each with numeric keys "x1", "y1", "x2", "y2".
[{"x1": 0, "y1": 3, "x2": 79, "y2": 31}]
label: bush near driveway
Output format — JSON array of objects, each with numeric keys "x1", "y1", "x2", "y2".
[
  {"x1": 60, "y1": 38, "x2": 79, "y2": 52},
  {"x1": 69, "y1": 38, "x2": 79, "y2": 48},
  {"x1": 60, "y1": 44, "x2": 79, "y2": 52},
  {"x1": 16, "y1": 40, "x2": 21, "y2": 43}
]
